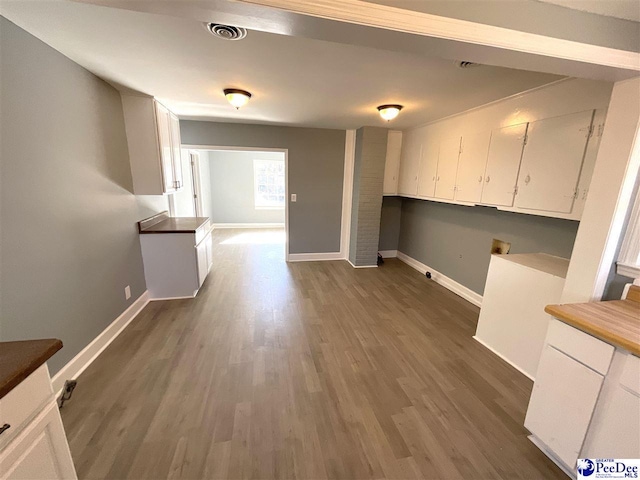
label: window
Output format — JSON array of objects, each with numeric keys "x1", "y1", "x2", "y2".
[
  {"x1": 253, "y1": 159, "x2": 285, "y2": 209},
  {"x1": 617, "y1": 182, "x2": 640, "y2": 279}
]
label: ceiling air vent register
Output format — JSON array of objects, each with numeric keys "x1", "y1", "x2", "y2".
[
  {"x1": 457, "y1": 61, "x2": 481, "y2": 69},
  {"x1": 205, "y1": 23, "x2": 248, "y2": 40}
]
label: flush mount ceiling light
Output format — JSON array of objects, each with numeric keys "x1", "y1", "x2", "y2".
[
  {"x1": 224, "y1": 88, "x2": 252, "y2": 109},
  {"x1": 377, "y1": 104, "x2": 403, "y2": 121}
]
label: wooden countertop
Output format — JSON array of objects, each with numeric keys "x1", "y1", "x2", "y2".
[
  {"x1": 138, "y1": 211, "x2": 209, "y2": 234},
  {"x1": 0, "y1": 339, "x2": 62, "y2": 399},
  {"x1": 545, "y1": 285, "x2": 640, "y2": 356}
]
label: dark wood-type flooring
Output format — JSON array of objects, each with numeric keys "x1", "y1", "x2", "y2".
[{"x1": 61, "y1": 228, "x2": 565, "y2": 479}]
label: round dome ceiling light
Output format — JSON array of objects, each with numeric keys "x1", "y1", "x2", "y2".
[
  {"x1": 377, "y1": 104, "x2": 403, "y2": 121},
  {"x1": 224, "y1": 88, "x2": 252, "y2": 109},
  {"x1": 205, "y1": 23, "x2": 248, "y2": 40}
]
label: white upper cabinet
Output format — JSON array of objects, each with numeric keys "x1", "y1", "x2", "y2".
[
  {"x1": 398, "y1": 128, "x2": 422, "y2": 196},
  {"x1": 434, "y1": 135, "x2": 461, "y2": 200},
  {"x1": 481, "y1": 123, "x2": 528, "y2": 207},
  {"x1": 515, "y1": 110, "x2": 594, "y2": 213},
  {"x1": 169, "y1": 111, "x2": 184, "y2": 191},
  {"x1": 383, "y1": 130, "x2": 403, "y2": 195},
  {"x1": 454, "y1": 131, "x2": 491, "y2": 203},
  {"x1": 417, "y1": 138, "x2": 439, "y2": 198},
  {"x1": 122, "y1": 95, "x2": 184, "y2": 195}
]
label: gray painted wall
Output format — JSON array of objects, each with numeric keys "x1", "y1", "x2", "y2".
[
  {"x1": 0, "y1": 18, "x2": 167, "y2": 374},
  {"x1": 206, "y1": 150, "x2": 285, "y2": 224},
  {"x1": 181, "y1": 121, "x2": 345, "y2": 254},
  {"x1": 349, "y1": 127, "x2": 388, "y2": 266},
  {"x1": 397, "y1": 199, "x2": 580, "y2": 295},
  {"x1": 379, "y1": 196, "x2": 402, "y2": 251}
]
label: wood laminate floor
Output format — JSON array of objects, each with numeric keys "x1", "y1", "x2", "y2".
[{"x1": 61, "y1": 228, "x2": 565, "y2": 480}]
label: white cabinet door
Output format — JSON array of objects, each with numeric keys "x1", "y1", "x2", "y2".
[
  {"x1": 0, "y1": 402, "x2": 77, "y2": 480},
  {"x1": 398, "y1": 129, "x2": 422, "y2": 196},
  {"x1": 525, "y1": 345, "x2": 604, "y2": 469},
  {"x1": 481, "y1": 123, "x2": 528, "y2": 207},
  {"x1": 169, "y1": 113, "x2": 184, "y2": 191},
  {"x1": 515, "y1": 110, "x2": 594, "y2": 213},
  {"x1": 196, "y1": 239, "x2": 208, "y2": 288},
  {"x1": 434, "y1": 136, "x2": 461, "y2": 200},
  {"x1": 417, "y1": 140, "x2": 439, "y2": 198},
  {"x1": 383, "y1": 131, "x2": 402, "y2": 195},
  {"x1": 455, "y1": 131, "x2": 491, "y2": 203},
  {"x1": 155, "y1": 102, "x2": 176, "y2": 193},
  {"x1": 583, "y1": 386, "x2": 640, "y2": 459},
  {"x1": 205, "y1": 231, "x2": 213, "y2": 271}
]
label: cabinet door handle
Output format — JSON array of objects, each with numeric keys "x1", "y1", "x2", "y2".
[
  {"x1": 524, "y1": 174, "x2": 531, "y2": 185},
  {"x1": 0, "y1": 424, "x2": 10, "y2": 435},
  {"x1": 478, "y1": 176, "x2": 483, "y2": 183},
  {"x1": 486, "y1": 176, "x2": 490, "y2": 183}
]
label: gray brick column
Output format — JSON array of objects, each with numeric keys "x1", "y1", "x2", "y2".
[{"x1": 349, "y1": 126, "x2": 388, "y2": 266}]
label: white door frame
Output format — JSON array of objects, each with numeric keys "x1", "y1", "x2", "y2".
[
  {"x1": 189, "y1": 151, "x2": 204, "y2": 217},
  {"x1": 182, "y1": 144, "x2": 290, "y2": 261}
]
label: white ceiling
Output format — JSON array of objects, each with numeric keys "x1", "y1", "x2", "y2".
[
  {"x1": 1, "y1": 0, "x2": 566, "y2": 129},
  {"x1": 537, "y1": 0, "x2": 640, "y2": 22}
]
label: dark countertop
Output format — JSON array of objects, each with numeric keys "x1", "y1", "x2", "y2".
[
  {"x1": 545, "y1": 285, "x2": 640, "y2": 356},
  {"x1": 139, "y1": 217, "x2": 210, "y2": 234},
  {"x1": 0, "y1": 339, "x2": 62, "y2": 399},
  {"x1": 138, "y1": 211, "x2": 209, "y2": 234}
]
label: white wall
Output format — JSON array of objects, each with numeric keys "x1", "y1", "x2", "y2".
[{"x1": 205, "y1": 150, "x2": 285, "y2": 225}]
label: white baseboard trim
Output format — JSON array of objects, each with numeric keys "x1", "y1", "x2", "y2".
[
  {"x1": 396, "y1": 251, "x2": 483, "y2": 307},
  {"x1": 150, "y1": 292, "x2": 198, "y2": 301},
  {"x1": 379, "y1": 250, "x2": 398, "y2": 258},
  {"x1": 472, "y1": 336, "x2": 534, "y2": 381},
  {"x1": 51, "y1": 291, "x2": 150, "y2": 395},
  {"x1": 288, "y1": 252, "x2": 343, "y2": 262},
  {"x1": 212, "y1": 223, "x2": 284, "y2": 229},
  {"x1": 347, "y1": 259, "x2": 378, "y2": 269}
]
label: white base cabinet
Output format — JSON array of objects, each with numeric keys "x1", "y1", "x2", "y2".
[
  {"x1": 140, "y1": 223, "x2": 213, "y2": 300},
  {"x1": 581, "y1": 352, "x2": 640, "y2": 459},
  {"x1": 525, "y1": 344, "x2": 605, "y2": 468},
  {"x1": 0, "y1": 365, "x2": 76, "y2": 480},
  {"x1": 525, "y1": 317, "x2": 640, "y2": 472}
]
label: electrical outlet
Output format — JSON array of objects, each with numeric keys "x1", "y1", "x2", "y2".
[
  {"x1": 124, "y1": 285, "x2": 131, "y2": 300},
  {"x1": 291, "y1": 193, "x2": 297, "y2": 202}
]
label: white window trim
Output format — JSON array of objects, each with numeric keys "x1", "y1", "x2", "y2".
[
  {"x1": 253, "y1": 158, "x2": 285, "y2": 210},
  {"x1": 617, "y1": 183, "x2": 640, "y2": 278}
]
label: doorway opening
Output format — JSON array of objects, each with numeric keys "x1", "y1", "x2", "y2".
[{"x1": 170, "y1": 146, "x2": 289, "y2": 260}]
